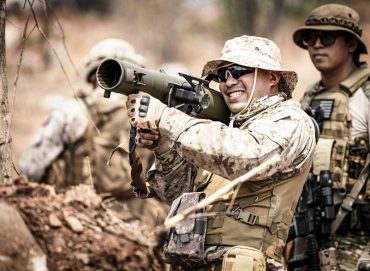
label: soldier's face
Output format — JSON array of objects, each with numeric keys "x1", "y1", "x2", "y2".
[
  {"x1": 219, "y1": 67, "x2": 279, "y2": 114},
  {"x1": 306, "y1": 31, "x2": 358, "y2": 74}
]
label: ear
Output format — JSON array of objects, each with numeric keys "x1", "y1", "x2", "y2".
[
  {"x1": 347, "y1": 38, "x2": 359, "y2": 53},
  {"x1": 269, "y1": 71, "x2": 281, "y2": 87}
]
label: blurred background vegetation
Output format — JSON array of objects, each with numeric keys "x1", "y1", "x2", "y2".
[{"x1": 6, "y1": 0, "x2": 369, "y2": 69}]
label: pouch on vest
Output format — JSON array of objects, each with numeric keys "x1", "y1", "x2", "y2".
[
  {"x1": 164, "y1": 192, "x2": 207, "y2": 269},
  {"x1": 221, "y1": 245, "x2": 266, "y2": 271}
]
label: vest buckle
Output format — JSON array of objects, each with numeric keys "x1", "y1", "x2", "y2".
[{"x1": 230, "y1": 208, "x2": 258, "y2": 225}]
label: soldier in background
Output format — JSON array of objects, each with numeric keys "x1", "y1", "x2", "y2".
[
  {"x1": 289, "y1": 4, "x2": 370, "y2": 270},
  {"x1": 19, "y1": 38, "x2": 168, "y2": 228}
]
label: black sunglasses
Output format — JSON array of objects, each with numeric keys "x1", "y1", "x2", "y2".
[
  {"x1": 302, "y1": 31, "x2": 342, "y2": 47},
  {"x1": 214, "y1": 65, "x2": 255, "y2": 83}
]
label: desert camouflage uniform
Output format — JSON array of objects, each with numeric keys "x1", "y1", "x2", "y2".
[
  {"x1": 19, "y1": 88, "x2": 167, "y2": 228},
  {"x1": 20, "y1": 37, "x2": 169, "y2": 228},
  {"x1": 148, "y1": 93, "x2": 316, "y2": 270}
]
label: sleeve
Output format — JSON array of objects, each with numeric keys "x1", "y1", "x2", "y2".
[
  {"x1": 156, "y1": 104, "x2": 315, "y2": 181},
  {"x1": 349, "y1": 88, "x2": 370, "y2": 143},
  {"x1": 19, "y1": 99, "x2": 89, "y2": 181},
  {"x1": 146, "y1": 146, "x2": 196, "y2": 204}
]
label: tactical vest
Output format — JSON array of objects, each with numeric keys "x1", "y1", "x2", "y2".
[
  {"x1": 45, "y1": 91, "x2": 133, "y2": 198},
  {"x1": 301, "y1": 67, "x2": 370, "y2": 191},
  {"x1": 195, "y1": 162, "x2": 311, "y2": 262},
  {"x1": 192, "y1": 99, "x2": 313, "y2": 262}
]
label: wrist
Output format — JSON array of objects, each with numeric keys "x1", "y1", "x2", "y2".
[{"x1": 153, "y1": 136, "x2": 171, "y2": 155}]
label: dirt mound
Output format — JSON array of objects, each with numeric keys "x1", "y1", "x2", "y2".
[{"x1": 1, "y1": 177, "x2": 168, "y2": 271}]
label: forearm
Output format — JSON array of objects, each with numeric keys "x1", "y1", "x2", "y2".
[
  {"x1": 158, "y1": 105, "x2": 315, "y2": 180},
  {"x1": 147, "y1": 146, "x2": 196, "y2": 204}
]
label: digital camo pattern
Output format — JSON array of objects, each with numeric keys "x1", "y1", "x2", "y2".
[
  {"x1": 164, "y1": 192, "x2": 207, "y2": 269},
  {"x1": 19, "y1": 98, "x2": 89, "y2": 181},
  {"x1": 201, "y1": 35, "x2": 298, "y2": 94},
  {"x1": 165, "y1": 233, "x2": 205, "y2": 269},
  {"x1": 148, "y1": 149, "x2": 196, "y2": 204},
  {"x1": 174, "y1": 193, "x2": 204, "y2": 234},
  {"x1": 147, "y1": 94, "x2": 315, "y2": 203}
]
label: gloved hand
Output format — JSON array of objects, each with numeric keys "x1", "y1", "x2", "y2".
[
  {"x1": 134, "y1": 128, "x2": 169, "y2": 154},
  {"x1": 136, "y1": 128, "x2": 159, "y2": 149},
  {"x1": 126, "y1": 92, "x2": 167, "y2": 130}
]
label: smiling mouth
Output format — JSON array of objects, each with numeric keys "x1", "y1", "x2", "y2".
[
  {"x1": 312, "y1": 52, "x2": 326, "y2": 58},
  {"x1": 227, "y1": 90, "x2": 244, "y2": 98}
]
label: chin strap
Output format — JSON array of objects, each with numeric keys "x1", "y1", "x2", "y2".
[{"x1": 233, "y1": 68, "x2": 258, "y2": 123}]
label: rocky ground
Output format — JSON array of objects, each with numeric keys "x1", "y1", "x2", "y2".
[{"x1": 1, "y1": 177, "x2": 168, "y2": 271}]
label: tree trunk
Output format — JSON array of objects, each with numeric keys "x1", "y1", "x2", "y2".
[
  {"x1": 261, "y1": 0, "x2": 286, "y2": 39},
  {"x1": 227, "y1": 0, "x2": 258, "y2": 36},
  {"x1": 0, "y1": 0, "x2": 12, "y2": 183}
]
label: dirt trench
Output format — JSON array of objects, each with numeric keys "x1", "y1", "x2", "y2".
[{"x1": 0, "y1": 177, "x2": 168, "y2": 271}]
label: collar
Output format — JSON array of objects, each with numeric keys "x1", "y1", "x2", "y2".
[{"x1": 231, "y1": 93, "x2": 287, "y2": 127}]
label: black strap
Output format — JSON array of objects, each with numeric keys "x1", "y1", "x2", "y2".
[
  {"x1": 128, "y1": 126, "x2": 149, "y2": 197},
  {"x1": 331, "y1": 154, "x2": 370, "y2": 234}
]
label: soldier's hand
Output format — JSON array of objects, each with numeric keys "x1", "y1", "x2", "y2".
[
  {"x1": 137, "y1": 128, "x2": 159, "y2": 149},
  {"x1": 126, "y1": 92, "x2": 167, "y2": 130},
  {"x1": 137, "y1": 128, "x2": 170, "y2": 154}
]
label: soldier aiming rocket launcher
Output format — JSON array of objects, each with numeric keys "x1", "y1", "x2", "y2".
[
  {"x1": 96, "y1": 59, "x2": 230, "y2": 196},
  {"x1": 96, "y1": 59, "x2": 230, "y2": 124}
]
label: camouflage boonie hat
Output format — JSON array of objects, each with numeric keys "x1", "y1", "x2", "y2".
[
  {"x1": 293, "y1": 4, "x2": 367, "y2": 54},
  {"x1": 202, "y1": 35, "x2": 298, "y2": 96}
]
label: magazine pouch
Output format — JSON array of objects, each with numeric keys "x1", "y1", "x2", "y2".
[{"x1": 164, "y1": 192, "x2": 207, "y2": 269}]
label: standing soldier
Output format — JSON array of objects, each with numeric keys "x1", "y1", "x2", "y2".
[
  {"x1": 289, "y1": 4, "x2": 370, "y2": 270},
  {"x1": 125, "y1": 35, "x2": 316, "y2": 270},
  {"x1": 19, "y1": 38, "x2": 168, "y2": 228}
]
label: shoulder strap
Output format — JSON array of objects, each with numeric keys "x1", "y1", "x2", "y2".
[
  {"x1": 341, "y1": 67, "x2": 370, "y2": 97},
  {"x1": 331, "y1": 153, "x2": 370, "y2": 234}
]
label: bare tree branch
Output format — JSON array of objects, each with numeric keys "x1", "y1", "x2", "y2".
[
  {"x1": 162, "y1": 153, "x2": 281, "y2": 230},
  {"x1": 7, "y1": 11, "x2": 31, "y2": 176},
  {"x1": 18, "y1": 0, "x2": 101, "y2": 136},
  {"x1": 27, "y1": 0, "x2": 100, "y2": 135},
  {"x1": 44, "y1": 0, "x2": 78, "y2": 76}
]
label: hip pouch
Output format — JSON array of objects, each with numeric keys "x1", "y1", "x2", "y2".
[
  {"x1": 222, "y1": 246, "x2": 266, "y2": 271},
  {"x1": 164, "y1": 192, "x2": 207, "y2": 269}
]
